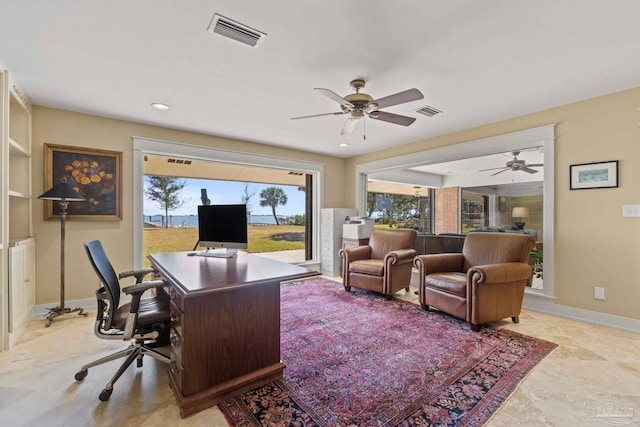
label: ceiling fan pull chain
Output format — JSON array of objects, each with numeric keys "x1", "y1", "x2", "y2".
[{"x1": 363, "y1": 117, "x2": 366, "y2": 140}]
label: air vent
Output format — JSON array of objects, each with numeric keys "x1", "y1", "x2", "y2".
[
  {"x1": 288, "y1": 171, "x2": 304, "y2": 176},
  {"x1": 207, "y1": 13, "x2": 266, "y2": 48},
  {"x1": 416, "y1": 105, "x2": 442, "y2": 117},
  {"x1": 167, "y1": 159, "x2": 192, "y2": 165}
]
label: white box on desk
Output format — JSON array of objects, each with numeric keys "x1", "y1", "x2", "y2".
[{"x1": 343, "y1": 219, "x2": 374, "y2": 239}]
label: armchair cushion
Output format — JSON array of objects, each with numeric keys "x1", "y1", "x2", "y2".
[
  {"x1": 349, "y1": 259, "x2": 384, "y2": 276},
  {"x1": 425, "y1": 272, "x2": 467, "y2": 297}
]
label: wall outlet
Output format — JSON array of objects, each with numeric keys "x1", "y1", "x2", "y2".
[
  {"x1": 622, "y1": 205, "x2": 640, "y2": 217},
  {"x1": 594, "y1": 286, "x2": 605, "y2": 300}
]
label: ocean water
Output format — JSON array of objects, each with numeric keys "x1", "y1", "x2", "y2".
[{"x1": 143, "y1": 214, "x2": 294, "y2": 227}]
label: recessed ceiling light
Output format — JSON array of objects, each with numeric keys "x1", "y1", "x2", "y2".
[
  {"x1": 339, "y1": 143, "x2": 349, "y2": 148},
  {"x1": 151, "y1": 103, "x2": 170, "y2": 110}
]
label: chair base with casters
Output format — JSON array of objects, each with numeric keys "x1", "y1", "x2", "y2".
[
  {"x1": 77, "y1": 240, "x2": 172, "y2": 401},
  {"x1": 74, "y1": 323, "x2": 170, "y2": 401}
]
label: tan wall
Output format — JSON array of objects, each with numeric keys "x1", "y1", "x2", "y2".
[
  {"x1": 32, "y1": 107, "x2": 346, "y2": 304},
  {"x1": 345, "y1": 87, "x2": 640, "y2": 320}
]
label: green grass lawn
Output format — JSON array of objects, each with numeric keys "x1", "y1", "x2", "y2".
[{"x1": 143, "y1": 225, "x2": 305, "y2": 267}]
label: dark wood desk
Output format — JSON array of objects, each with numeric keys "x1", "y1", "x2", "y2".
[{"x1": 148, "y1": 251, "x2": 317, "y2": 417}]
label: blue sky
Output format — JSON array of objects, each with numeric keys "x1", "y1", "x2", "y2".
[{"x1": 144, "y1": 177, "x2": 306, "y2": 217}]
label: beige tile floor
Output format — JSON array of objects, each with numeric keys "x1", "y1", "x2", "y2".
[{"x1": 1, "y1": 284, "x2": 638, "y2": 427}]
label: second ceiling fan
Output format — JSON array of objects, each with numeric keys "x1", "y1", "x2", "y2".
[
  {"x1": 291, "y1": 79, "x2": 424, "y2": 136},
  {"x1": 480, "y1": 151, "x2": 544, "y2": 176}
]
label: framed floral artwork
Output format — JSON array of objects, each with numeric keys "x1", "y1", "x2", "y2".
[{"x1": 44, "y1": 144, "x2": 122, "y2": 220}]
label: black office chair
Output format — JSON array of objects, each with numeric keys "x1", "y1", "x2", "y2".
[{"x1": 75, "y1": 240, "x2": 171, "y2": 401}]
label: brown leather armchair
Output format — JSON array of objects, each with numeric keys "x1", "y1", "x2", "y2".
[
  {"x1": 414, "y1": 232, "x2": 535, "y2": 331},
  {"x1": 339, "y1": 228, "x2": 417, "y2": 299}
]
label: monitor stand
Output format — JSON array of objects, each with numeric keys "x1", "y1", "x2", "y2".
[{"x1": 197, "y1": 248, "x2": 238, "y2": 258}]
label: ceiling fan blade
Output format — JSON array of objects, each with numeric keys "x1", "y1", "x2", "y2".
[
  {"x1": 340, "y1": 117, "x2": 359, "y2": 135},
  {"x1": 368, "y1": 111, "x2": 416, "y2": 126},
  {"x1": 491, "y1": 169, "x2": 510, "y2": 176},
  {"x1": 370, "y1": 88, "x2": 424, "y2": 109},
  {"x1": 291, "y1": 111, "x2": 346, "y2": 120},
  {"x1": 521, "y1": 167, "x2": 539, "y2": 174},
  {"x1": 479, "y1": 166, "x2": 508, "y2": 172},
  {"x1": 527, "y1": 163, "x2": 544, "y2": 167},
  {"x1": 314, "y1": 88, "x2": 354, "y2": 108}
]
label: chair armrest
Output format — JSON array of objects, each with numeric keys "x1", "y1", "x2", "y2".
[
  {"x1": 413, "y1": 253, "x2": 464, "y2": 276},
  {"x1": 122, "y1": 279, "x2": 167, "y2": 296},
  {"x1": 468, "y1": 262, "x2": 532, "y2": 285},
  {"x1": 121, "y1": 279, "x2": 167, "y2": 340},
  {"x1": 385, "y1": 248, "x2": 417, "y2": 265},
  {"x1": 339, "y1": 245, "x2": 372, "y2": 262},
  {"x1": 119, "y1": 268, "x2": 156, "y2": 283}
]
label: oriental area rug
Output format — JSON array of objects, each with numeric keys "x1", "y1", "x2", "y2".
[{"x1": 219, "y1": 277, "x2": 557, "y2": 426}]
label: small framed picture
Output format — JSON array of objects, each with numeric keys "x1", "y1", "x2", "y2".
[
  {"x1": 569, "y1": 160, "x2": 618, "y2": 190},
  {"x1": 44, "y1": 144, "x2": 122, "y2": 220}
]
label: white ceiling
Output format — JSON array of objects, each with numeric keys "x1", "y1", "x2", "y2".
[{"x1": 2, "y1": 1, "x2": 640, "y2": 158}]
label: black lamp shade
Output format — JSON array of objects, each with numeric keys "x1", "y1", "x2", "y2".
[{"x1": 38, "y1": 181, "x2": 86, "y2": 201}]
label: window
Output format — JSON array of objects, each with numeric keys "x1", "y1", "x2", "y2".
[
  {"x1": 132, "y1": 137, "x2": 322, "y2": 270},
  {"x1": 355, "y1": 125, "x2": 555, "y2": 297}
]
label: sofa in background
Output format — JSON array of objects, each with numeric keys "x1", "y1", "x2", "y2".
[{"x1": 414, "y1": 233, "x2": 466, "y2": 255}]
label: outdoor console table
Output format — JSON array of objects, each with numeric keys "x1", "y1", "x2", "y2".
[{"x1": 148, "y1": 251, "x2": 318, "y2": 417}]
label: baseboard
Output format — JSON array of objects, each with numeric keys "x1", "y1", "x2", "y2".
[{"x1": 523, "y1": 293, "x2": 640, "y2": 334}]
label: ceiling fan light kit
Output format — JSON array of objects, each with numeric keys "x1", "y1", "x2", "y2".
[{"x1": 291, "y1": 79, "x2": 424, "y2": 136}]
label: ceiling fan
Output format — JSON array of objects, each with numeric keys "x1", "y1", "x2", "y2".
[
  {"x1": 480, "y1": 151, "x2": 543, "y2": 176},
  {"x1": 291, "y1": 79, "x2": 424, "y2": 135}
]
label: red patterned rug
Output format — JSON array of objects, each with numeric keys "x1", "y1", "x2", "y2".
[{"x1": 219, "y1": 277, "x2": 557, "y2": 426}]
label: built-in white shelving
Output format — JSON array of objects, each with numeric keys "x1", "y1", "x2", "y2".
[{"x1": 1, "y1": 68, "x2": 34, "y2": 350}]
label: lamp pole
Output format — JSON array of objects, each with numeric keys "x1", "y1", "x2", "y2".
[
  {"x1": 59, "y1": 199, "x2": 68, "y2": 311},
  {"x1": 38, "y1": 179, "x2": 87, "y2": 327}
]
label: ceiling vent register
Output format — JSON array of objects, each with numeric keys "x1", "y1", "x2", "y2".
[
  {"x1": 207, "y1": 13, "x2": 266, "y2": 48},
  {"x1": 416, "y1": 105, "x2": 442, "y2": 117}
]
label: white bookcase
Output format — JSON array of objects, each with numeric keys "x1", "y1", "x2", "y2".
[{"x1": 1, "y1": 67, "x2": 35, "y2": 350}]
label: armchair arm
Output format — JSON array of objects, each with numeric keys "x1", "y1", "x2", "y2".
[
  {"x1": 339, "y1": 245, "x2": 372, "y2": 262},
  {"x1": 385, "y1": 248, "x2": 417, "y2": 265},
  {"x1": 119, "y1": 267, "x2": 156, "y2": 283},
  {"x1": 468, "y1": 262, "x2": 532, "y2": 285},
  {"x1": 413, "y1": 253, "x2": 464, "y2": 276},
  {"x1": 121, "y1": 279, "x2": 167, "y2": 339},
  {"x1": 339, "y1": 245, "x2": 372, "y2": 289}
]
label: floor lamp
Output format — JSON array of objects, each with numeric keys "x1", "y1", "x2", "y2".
[{"x1": 38, "y1": 179, "x2": 87, "y2": 327}]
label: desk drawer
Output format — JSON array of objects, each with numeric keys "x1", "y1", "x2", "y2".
[
  {"x1": 170, "y1": 300, "x2": 183, "y2": 334},
  {"x1": 169, "y1": 359, "x2": 184, "y2": 392},
  {"x1": 168, "y1": 284, "x2": 184, "y2": 308},
  {"x1": 170, "y1": 327, "x2": 183, "y2": 365}
]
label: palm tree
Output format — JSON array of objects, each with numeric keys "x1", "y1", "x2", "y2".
[{"x1": 259, "y1": 187, "x2": 287, "y2": 225}]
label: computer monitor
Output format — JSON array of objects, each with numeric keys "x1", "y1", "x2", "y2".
[{"x1": 197, "y1": 204, "x2": 248, "y2": 251}]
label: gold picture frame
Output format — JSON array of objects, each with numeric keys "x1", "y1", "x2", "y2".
[{"x1": 44, "y1": 144, "x2": 122, "y2": 220}]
